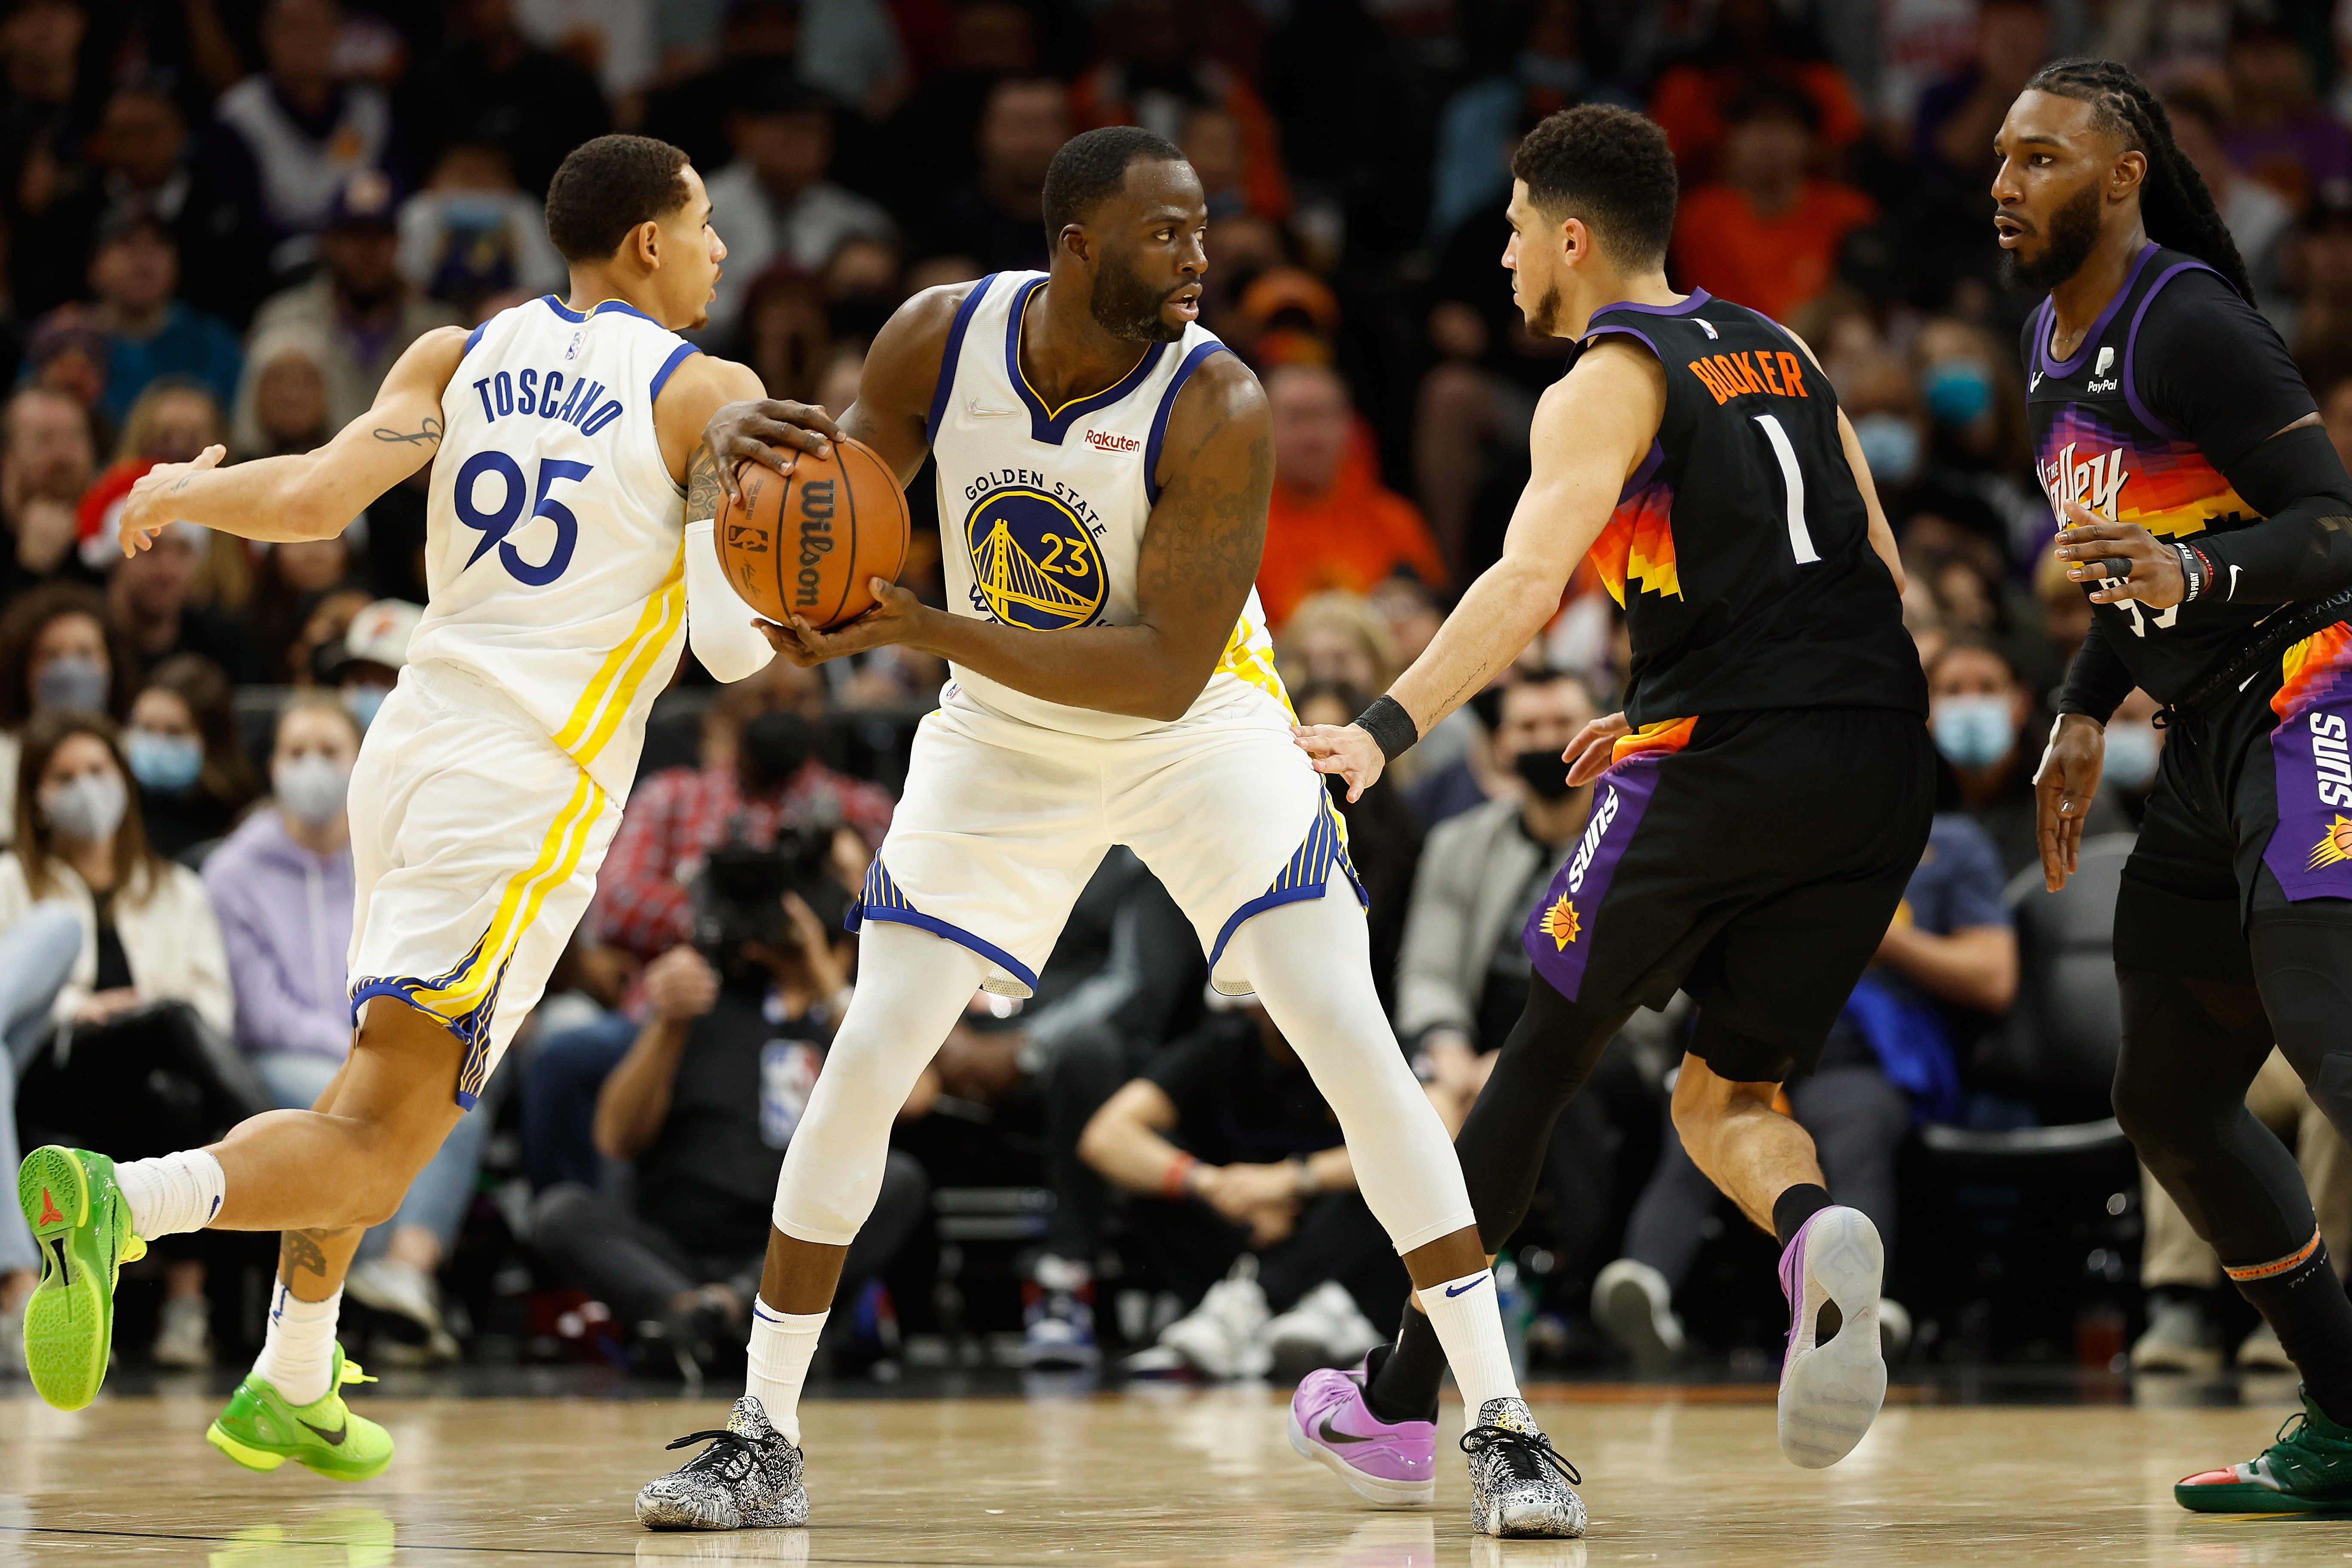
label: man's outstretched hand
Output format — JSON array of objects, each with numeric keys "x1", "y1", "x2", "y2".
[
  {"x1": 1565, "y1": 711, "x2": 1632, "y2": 786},
  {"x1": 2033, "y1": 712, "x2": 2107, "y2": 892},
  {"x1": 704, "y1": 399, "x2": 842, "y2": 505},
  {"x1": 1294, "y1": 722, "x2": 1386, "y2": 802},
  {"x1": 756, "y1": 579, "x2": 933, "y2": 667}
]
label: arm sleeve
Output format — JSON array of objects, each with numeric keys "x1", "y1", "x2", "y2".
[
  {"x1": 2134, "y1": 268, "x2": 2315, "y2": 472},
  {"x1": 683, "y1": 518, "x2": 777, "y2": 683},
  {"x1": 2055, "y1": 617, "x2": 2136, "y2": 724},
  {"x1": 2195, "y1": 426, "x2": 2352, "y2": 605}
]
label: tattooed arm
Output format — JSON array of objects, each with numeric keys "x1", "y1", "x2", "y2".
[
  {"x1": 764, "y1": 354, "x2": 1274, "y2": 722},
  {"x1": 118, "y1": 327, "x2": 470, "y2": 553},
  {"x1": 656, "y1": 354, "x2": 778, "y2": 681}
]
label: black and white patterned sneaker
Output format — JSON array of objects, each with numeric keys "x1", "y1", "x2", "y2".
[
  {"x1": 1462, "y1": 1397, "x2": 1587, "y2": 1538},
  {"x1": 635, "y1": 1395, "x2": 809, "y2": 1531}
]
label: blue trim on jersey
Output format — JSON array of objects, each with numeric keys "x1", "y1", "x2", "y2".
[
  {"x1": 1143, "y1": 339, "x2": 1229, "y2": 505},
  {"x1": 2123, "y1": 260, "x2": 2223, "y2": 441},
  {"x1": 1590, "y1": 288, "x2": 1714, "y2": 318},
  {"x1": 1583, "y1": 322, "x2": 1661, "y2": 365},
  {"x1": 1002, "y1": 275, "x2": 1169, "y2": 444},
  {"x1": 1204, "y1": 793, "x2": 1369, "y2": 977},
  {"x1": 2038, "y1": 242, "x2": 2157, "y2": 380},
  {"x1": 649, "y1": 341, "x2": 701, "y2": 405},
  {"x1": 926, "y1": 273, "x2": 999, "y2": 443},
  {"x1": 539, "y1": 295, "x2": 666, "y2": 327},
  {"x1": 844, "y1": 855, "x2": 1041, "y2": 992},
  {"x1": 462, "y1": 321, "x2": 488, "y2": 359}
]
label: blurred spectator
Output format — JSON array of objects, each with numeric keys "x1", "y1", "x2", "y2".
[
  {"x1": 202, "y1": 692, "x2": 484, "y2": 1361},
  {"x1": 2163, "y1": 87, "x2": 2293, "y2": 319},
  {"x1": 533, "y1": 928, "x2": 929, "y2": 1372},
  {"x1": 1083, "y1": 999, "x2": 1408, "y2": 1380},
  {"x1": 737, "y1": 265, "x2": 831, "y2": 405},
  {"x1": 19, "y1": 308, "x2": 107, "y2": 422},
  {"x1": 105, "y1": 521, "x2": 261, "y2": 684},
  {"x1": 2223, "y1": 19, "x2": 2352, "y2": 218},
  {"x1": 1292, "y1": 680, "x2": 1421, "y2": 1018},
  {"x1": 39, "y1": 210, "x2": 242, "y2": 429},
  {"x1": 230, "y1": 325, "x2": 336, "y2": 460},
  {"x1": 1914, "y1": 0, "x2": 2052, "y2": 184},
  {"x1": 395, "y1": 142, "x2": 567, "y2": 319},
  {"x1": 515, "y1": 0, "x2": 658, "y2": 107},
  {"x1": 704, "y1": 74, "x2": 895, "y2": 345},
  {"x1": 1672, "y1": 81, "x2": 1876, "y2": 324},
  {"x1": 1274, "y1": 591, "x2": 1399, "y2": 699},
  {"x1": 1425, "y1": 0, "x2": 1636, "y2": 251},
  {"x1": 1646, "y1": 0, "x2": 1864, "y2": 179},
  {"x1": 1069, "y1": 0, "x2": 1291, "y2": 222},
  {"x1": 283, "y1": 584, "x2": 372, "y2": 692},
  {"x1": 401, "y1": 0, "x2": 612, "y2": 199},
  {"x1": 250, "y1": 172, "x2": 462, "y2": 434},
  {"x1": 325, "y1": 597, "x2": 416, "y2": 729},
  {"x1": 2293, "y1": 188, "x2": 2352, "y2": 367},
  {"x1": 0, "y1": 899, "x2": 78, "y2": 1365},
  {"x1": 1, "y1": 709, "x2": 248, "y2": 1368},
  {"x1": 2321, "y1": 367, "x2": 2352, "y2": 472},
  {"x1": 641, "y1": 0, "x2": 796, "y2": 176},
  {"x1": 203, "y1": 0, "x2": 401, "y2": 274},
  {"x1": 70, "y1": 379, "x2": 224, "y2": 577},
  {"x1": 23, "y1": 86, "x2": 272, "y2": 328},
  {"x1": 125, "y1": 654, "x2": 260, "y2": 861},
  {"x1": 2102, "y1": 685, "x2": 2165, "y2": 826},
  {"x1": 244, "y1": 535, "x2": 356, "y2": 685},
  {"x1": 0, "y1": 387, "x2": 95, "y2": 600},
  {"x1": 0, "y1": 581, "x2": 138, "y2": 842},
  {"x1": 1878, "y1": 0, "x2": 1996, "y2": 130},
  {"x1": 910, "y1": 74, "x2": 1066, "y2": 278},
  {"x1": 795, "y1": 0, "x2": 910, "y2": 120},
  {"x1": 1256, "y1": 364, "x2": 1447, "y2": 630},
  {"x1": 1594, "y1": 811, "x2": 2014, "y2": 1368},
  {"x1": 1929, "y1": 634, "x2": 2122, "y2": 876}
]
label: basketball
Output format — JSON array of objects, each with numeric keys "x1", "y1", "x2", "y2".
[{"x1": 711, "y1": 435, "x2": 909, "y2": 631}]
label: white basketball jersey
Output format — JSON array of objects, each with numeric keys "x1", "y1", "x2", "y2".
[
  {"x1": 407, "y1": 296, "x2": 701, "y2": 795},
  {"x1": 930, "y1": 272, "x2": 1289, "y2": 738}
]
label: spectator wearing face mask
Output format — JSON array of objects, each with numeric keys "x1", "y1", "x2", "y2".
[
  {"x1": 325, "y1": 598, "x2": 420, "y2": 733},
  {"x1": 124, "y1": 655, "x2": 262, "y2": 862},
  {"x1": 2099, "y1": 686, "x2": 2166, "y2": 825},
  {"x1": 202, "y1": 693, "x2": 489, "y2": 1361},
  {"x1": 0, "y1": 582, "x2": 140, "y2": 845},
  {"x1": 1928, "y1": 634, "x2": 2125, "y2": 877},
  {"x1": 394, "y1": 142, "x2": 567, "y2": 321}
]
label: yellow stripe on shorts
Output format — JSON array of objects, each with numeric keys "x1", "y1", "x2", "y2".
[
  {"x1": 411, "y1": 770, "x2": 606, "y2": 1025},
  {"x1": 551, "y1": 548, "x2": 687, "y2": 766}
]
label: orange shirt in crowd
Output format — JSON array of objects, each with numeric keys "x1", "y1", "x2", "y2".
[
  {"x1": 1648, "y1": 59, "x2": 1863, "y2": 177},
  {"x1": 1258, "y1": 433, "x2": 1448, "y2": 629},
  {"x1": 1671, "y1": 179, "x2": 1878, "y2": 324}
]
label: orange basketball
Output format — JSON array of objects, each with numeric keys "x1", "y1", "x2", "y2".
[{"x1": 712, "y1": 435, "x2": 910, "y2": 631}]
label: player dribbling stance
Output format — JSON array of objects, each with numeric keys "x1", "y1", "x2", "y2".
[
  {"x1": 1293, "y1": 104, "x2": 1932, "y2": 1475},
  {"x1": 16, "y1": 134, "x2": 787, "y2": 1477},
  {"x1": 629, "y1": 127, "x2": 1584, "y2": 1539}
]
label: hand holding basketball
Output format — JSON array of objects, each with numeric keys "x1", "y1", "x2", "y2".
[
  {"x1": 760, "y1": 578, "x2": 929, "y2": 667},
  {"x1": 708, "y1": 413, "x2": 910, "y2": 634},
  {"x1": 705, "y1": 397, "x2": 841, "y2": 502}
]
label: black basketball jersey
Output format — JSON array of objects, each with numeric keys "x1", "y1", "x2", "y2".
[
  {"x1": 1580, "y1": 291, "x2": 1925, "y2": 725},
  {"x1": 2022, "y1": 244, "x2": 2315, "y2": 704}
]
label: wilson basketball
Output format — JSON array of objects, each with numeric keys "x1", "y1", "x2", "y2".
[{"x1": 712, "y1": 435, "x2": 909, "y2": 631}]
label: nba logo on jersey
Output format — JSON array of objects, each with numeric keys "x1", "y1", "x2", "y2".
[{"x1": 1697, "y1": 318, "x2": 1719, "y2": 340}]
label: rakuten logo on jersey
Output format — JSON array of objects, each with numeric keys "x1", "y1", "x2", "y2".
[
  {"x1": 2040, "y1": 439, "x2": 2127, "y2": 520},
  {"x1": 1081, "y1": 429, "x2": 1141, "y2": 454}
]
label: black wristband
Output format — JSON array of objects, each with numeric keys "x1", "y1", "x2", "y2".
[
  {"x1": 1353, "y1": 694, "x2": 1420, "y2": 763},
  {"x1": 2175, "y1": 542, "x2": 2208, "y2": 603}
]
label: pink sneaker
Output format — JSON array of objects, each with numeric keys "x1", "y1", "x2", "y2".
[{"x1": 1287, "y1": 1359, "x2": 1436, "y2": 1507}]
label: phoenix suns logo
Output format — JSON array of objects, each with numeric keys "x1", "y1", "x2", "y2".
[
  {"x1": 1539, "y1": 894, "x2": 1582, "y2": 950},
  {"x1": 2312, "y1": 814, "x2": 2352, "y2": 872}
]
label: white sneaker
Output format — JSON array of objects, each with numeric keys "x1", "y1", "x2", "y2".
[
  {"x1": 1775, "y1": 1206, "x2": 1886, "y2": 1469},
  {"x1": 1265, "y1": 1281, "x2": 1382, "y2": 1376},
  {"x1": 2237, "y1": 1319, "x2": 2295, "y2": 1370},
  {"x1": 153, "y1": 1295, "x2": 213, "y2": 1368},
  {"x1": 1156, "y1": 1260, "x2": 1271, "y2": 1380},
  {"x1": 2130, "y1": 1295, "x2": 2221, "y2": 1374},
  {"x1": 347, "y1": 1258, "x2": 459, "y2": 1364},
  {"x1": 1591, "y1": 1258, "x2": 1683, "y2": 1372}
]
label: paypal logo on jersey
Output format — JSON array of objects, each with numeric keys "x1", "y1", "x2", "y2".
[{"x1": 469, "y1": 366, "x2": 623, "y2": 436}]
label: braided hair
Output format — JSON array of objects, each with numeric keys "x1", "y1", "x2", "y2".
[{"x1": 2023, "y1": 58, "x2": 2254, "y2": 301}]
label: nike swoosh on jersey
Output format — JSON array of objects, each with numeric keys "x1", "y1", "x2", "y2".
[
  {"x1": 965, "y1": 398, "x2": 1019, "y2": 417},
  {"x1": 1444, "y1": 1274, "x2": 1492, "y2": 1298},
  {"x1": 298, "y1": 1418, "x2": 349, "y2": 1446},
  {"x1": 1317, "y1": 1413, "x2": 1375, "y2": 1444}
]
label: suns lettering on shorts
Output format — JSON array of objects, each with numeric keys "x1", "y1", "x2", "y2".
[
  {"x1": 1539, "y1": 894, "x2": 1583, "y2": 950},
  {"x1": 2312, "y1": 815, "x2": 2352, "y2": 872}
]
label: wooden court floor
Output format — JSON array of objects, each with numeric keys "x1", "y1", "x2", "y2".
[{"x1": 6, "y1": 1383, "x2": 2352, "y2": 1565}]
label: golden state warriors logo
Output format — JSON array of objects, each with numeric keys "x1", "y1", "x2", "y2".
[
  {"x1": 1539, "y1": 894, "x2": 1582, "y2": 951},
  {"x1": 2312, "y1": 815, "x2": 2352, "y2": 872},
  {"x1": 963, "y1": 485, "x2": 1106, "y2": 631}
]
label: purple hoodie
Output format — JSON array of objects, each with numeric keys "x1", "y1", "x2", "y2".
[{"x1": 201, "y1": 807, "x2": 354, "y2": 1060}]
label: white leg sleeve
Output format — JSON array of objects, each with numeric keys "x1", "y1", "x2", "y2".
[
  {"x1": 771, "y1": 921, "x2": 987, "y2": 1246},
  {"x1": 1224, "y1": 868, "x2": 1477, "y2": 1256}
]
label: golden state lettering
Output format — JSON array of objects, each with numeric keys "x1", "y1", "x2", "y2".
[
  {"x1": 962, "y1": 467, "x2": 1106, "y2": 533},
  {"x1": 469, "y1": 367, "x2": 623, "y2": 435},
  {"x1": 1687, "y1": 350, "x2": 1809, "y2": 406},
  {"x1": 793, "y1": 479, "x2": 836, "y2": 609}
]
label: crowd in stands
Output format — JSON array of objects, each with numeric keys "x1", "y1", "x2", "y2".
[{"x1": 3, "y1": 0, "x2": 2350, "y2": 1387}]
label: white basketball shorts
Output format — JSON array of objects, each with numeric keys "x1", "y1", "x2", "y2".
[
  {"x1": 853, "y1": 683, "x2": 1364, "y2": 998},
  {"x1": 346, "y1": 662, "x2": 624, "y2": 1107}
]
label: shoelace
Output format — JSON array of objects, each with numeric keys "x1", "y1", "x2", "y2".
[
  {"x1": 1461, "y1": 1422, "x2": 1583, "y2": 1488},
  {"x1": 665, "y1": 1428, "x2": 762, "y2": 1481}
]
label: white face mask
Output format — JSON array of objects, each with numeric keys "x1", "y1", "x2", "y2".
[
  {"x1": 274, "y1": 754, "x2": 351, "y2": 827},
  {"x1": 2103, "y1": 723, "x2": 2162, "y2": 792},
  {"x1": 43, "y1": 770, "x2": 127, "y2": 843}
]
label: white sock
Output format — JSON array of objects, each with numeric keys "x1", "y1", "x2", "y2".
[
  {"x1": 252, "y1": 1282, "x2": 342, "y2": 1406},
  {"x1": 113, "y1": 1150, "x2": 226, "y2": 1240},
  {"x1": 1419, "y1": 1270, "x2": 1522, "y2": 1417},
  {"x1": 745, "y1": 1299, "x2": 827, "y2": 1446}
]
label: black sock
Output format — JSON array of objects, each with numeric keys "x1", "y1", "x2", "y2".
[
  {"x1": 2230, "y1": 1237, "x2": 2352, "y2": 1426},
  {"x1": 1772, "y1": 1183, "x2": 1834, "y2": 1251},
  {"x1": 1363, "y1": 1308, "x2": 1445, "y2": 1424}
]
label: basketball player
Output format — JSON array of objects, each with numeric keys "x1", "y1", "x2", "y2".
[
  {"x1": 15, "y1": 135, "x2": 787, "y2": 1477},
  {"x1": 1291, "y1": 103, "x2": 1932, "y2": 1480},
  {"x1": 628, "y1": 127, "x2": 1585, "y2": 1539},
  {"x1": 1992, "y1": 62, "x2": 2352, "y2": 1513}
]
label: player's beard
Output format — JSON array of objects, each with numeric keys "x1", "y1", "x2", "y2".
[
  {"x1": 1090, "y1": 250, "x2": 1189, "y2": 343},
  {"x1": 1525, "y1": 283, "x2": 1564, "y2": 338},
  {"x1": 2000, "y1": 183, "x2": 2103, "y2": 293}
]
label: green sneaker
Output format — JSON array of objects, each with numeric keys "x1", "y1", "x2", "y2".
[
  {"x1": 2176, "y1": 1387, "x2": 2352, "y2": 1513},
  {"x1": 208, "y1": 1345, "x2": 394, "y2": 1482},
  {"x1": 17, "y1": 1145, "x2": 144, "y2": 1410}
]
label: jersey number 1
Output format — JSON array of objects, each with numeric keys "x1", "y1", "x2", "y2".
[
  {"x1": 455, "y1": 453, "x2": 593, "y2": 586},
  {"x1": 1753, "y1": 413, "x2": 1820, "y2": 566}
]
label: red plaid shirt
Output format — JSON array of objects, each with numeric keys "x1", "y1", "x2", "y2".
[{"x1": 591, "y1": 762, "x2": 895, "y2": 959}]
